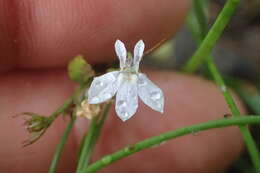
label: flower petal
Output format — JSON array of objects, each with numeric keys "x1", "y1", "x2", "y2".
[
  {"x1": 115, "y1": 40, "x2": 127, "y2": 69},
  {"x1": 87, "y1": 71, "x2": 121, "y2": 104},
  {"x1": 115, "y1": 77, "x2": 138, "y2": 121},
  {"x1": 137, "y1": 73, "x2": 164, "y2": 113},
  {"x1": 133, "y1": 40, "x2": 145, "y2": 68}
]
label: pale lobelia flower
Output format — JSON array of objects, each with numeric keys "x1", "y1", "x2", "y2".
[{"x1": 87, "y1": 40, "x2": 164, "y2": 121}]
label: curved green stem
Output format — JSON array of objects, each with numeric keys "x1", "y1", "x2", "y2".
[
  {"x1": 80, "y1": 116, "x2": 260, "y2": 173},
  {"x1": 183, "y1": 0, "x2": 240, "y2": 73},
  {"x1": 207, "y1": 59, "x2": 260, "y2": 172},
  {"x1": 193, "y1": 0, "x2": 208, "y2": 38},
  {"x1": 48, "y1": 98, "x2": 73, "y2": 123},
  {"x1": 76, "y1": 103, "x2": 111, "y2": 173},
  {"x1": 48, "y1": 116, "x2": 76, "y2": 173},
  {"x1": 76, "y1": 117, "x2": 98, "y2": 173},
  {"x1": 48, "y1": 83, "x2": 89, "y2": 124},
  {"x1": 47, "y1": 80, "x2": 91, "y2": 172},
  {"x1": 186, "y1": 0, "x2": 260, "y2": 171}
]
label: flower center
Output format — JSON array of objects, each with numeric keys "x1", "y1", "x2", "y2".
[{"x1": 118, "y1": 72, "x2": 138, "y2": 84}]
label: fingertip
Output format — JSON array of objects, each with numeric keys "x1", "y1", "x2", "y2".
[{"x1": 0, "y1": 0, "x2": 190, "y2": 70}]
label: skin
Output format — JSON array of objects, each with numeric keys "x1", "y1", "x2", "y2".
[{"x1": 0, "y1": 0, "x2": 245, "y2": 172}]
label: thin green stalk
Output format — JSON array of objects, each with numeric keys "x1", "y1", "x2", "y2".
[
  {"x1": 47, "y1": 80, "x2": 90, "y2": 172},
  {"x1": 48, "y1": 116, "x2": 76, "y2": 173},
  {"x1": 22, "y1": 81, "x2": 90, "y2": 147},
  {"x1": 188, "y1": 0, "x2": 260, "y2": 171},
  {"x1": 183, "y1": 0, "x2": 240, "y2": 73},
  {"x1": 207, "y1": 59, "x2": 260, "y2": 172},
  {"x1": 76, "y1": 103, "x2": 111, "y2": 173},
  {"x1": 193, "y1": 0, "x2": 208, "y2": 38},
  {"x1": 76, "y1": 117, "x2": 98, "y2": 173},
  {"x1": 186, "y1": 0, "x2": 206, "y2": 40},
  {"x1": 80, "y1": 116, "x2": 260, "y2": 173},
  {"x1": 48, "y1": 98, "x2": 73, "y2": 123},
  {"x1": 83, "y1": 103, "x2": 111, "y2": 164},
  {"x1": 48, "y1": 84, "x2": 88, "y2": 123}
]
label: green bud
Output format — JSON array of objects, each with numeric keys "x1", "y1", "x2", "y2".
[
  {"x1": 19, "y1": 112, "x2": 49, "y2": 146},
  {"x1": 68, "y1": 55, "x2": 94, "y2": 84}
]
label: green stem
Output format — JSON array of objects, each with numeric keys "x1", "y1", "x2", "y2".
[
  {"x1": 189, "y1": 0, "x2": 260, "y2": 171},
  {"x1": 47, "y1": 80, "x2": 91, "y2": 172},
  {"x1": 183, "y1": 0, "x2": 240, "y2": 73},
  {"x1": 48, "y1": 116, "x2": 76, "y2": 173},
  {"x1": 207, "y1": 59, "x2": 260, "y2": 172},
  {"x1": 76, "y1": 117, "x2": 98, "y2": 173},
  {"x1": 80, "y1": 116, "x2": 260, "y2": 173},
  {"x1": 48, "y1": 84, "x2": 88, "y2": 124},
  {"x1": 76, "y1": 103, "x2": 111, "y2": 173},
  {"x1": 193, "y1": 0, "x2": 208, "y2": 38},
  {"x1": 48, "y1": 98, "x2": 73, "y2": 123}
]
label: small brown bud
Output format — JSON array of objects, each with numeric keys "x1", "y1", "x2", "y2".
[{"x1": 76, "y1": 100, "x2": 101, "y2": 119}]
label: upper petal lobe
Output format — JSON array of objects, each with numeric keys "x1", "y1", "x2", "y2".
[{"x1": 115, "y1": 40, "x2": 127, "y2": 69}]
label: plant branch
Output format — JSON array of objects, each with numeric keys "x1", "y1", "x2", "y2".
[
  {"x1": 48, "y1": 98, "x2": 74, "y2": 123},
  {"x1": 207, "y1": 59, "x2": 260, "y2": 172},
  {"x1": 48, "y1": 116, "x2": 76, "y2": 173},
  {"x1": 48, "y1": 84, "x2": 88, "y2": 124},
  {"x1": 76, "y1": 103, "x2": 111, "y2": 173},
  {"x1": 186, "y1": 1, "x2": 260, "y2": 172},
  {"x1": 183, "y1": 0, "x2": 240, "y2": 73},
  {"x1": 80, "y1": 116, "x2": 260, "y2": 173},
  {"x1": 193, "y1": 0, "x2": 208, "y2": 38},
  {"x1": 47, "y1": 81, "x2": 91, "y2": 173}
]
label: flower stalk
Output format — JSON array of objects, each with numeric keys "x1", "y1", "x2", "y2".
[
  {"x1": 48, "y1": 115, "x2": 76, "y2": 173},
  {"x1": 76, "y1": 103, "x2": 112, "y2": 173}
]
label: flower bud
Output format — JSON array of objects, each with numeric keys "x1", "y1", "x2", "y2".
[
  {"x1": 19, "y1": 112, "x2": 50, "y2": 147},
  {"x1": 68, "y1": 55, "x2": 94, "y2": 84}
]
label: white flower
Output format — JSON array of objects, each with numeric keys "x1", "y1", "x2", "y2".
[{"x1": 87, "y1": 40, "x2": 164, "y2": 121}]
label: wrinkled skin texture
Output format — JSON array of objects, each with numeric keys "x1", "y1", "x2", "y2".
[{"x1": 0, "y1": 0, "x2": 245, "y2": 173}]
